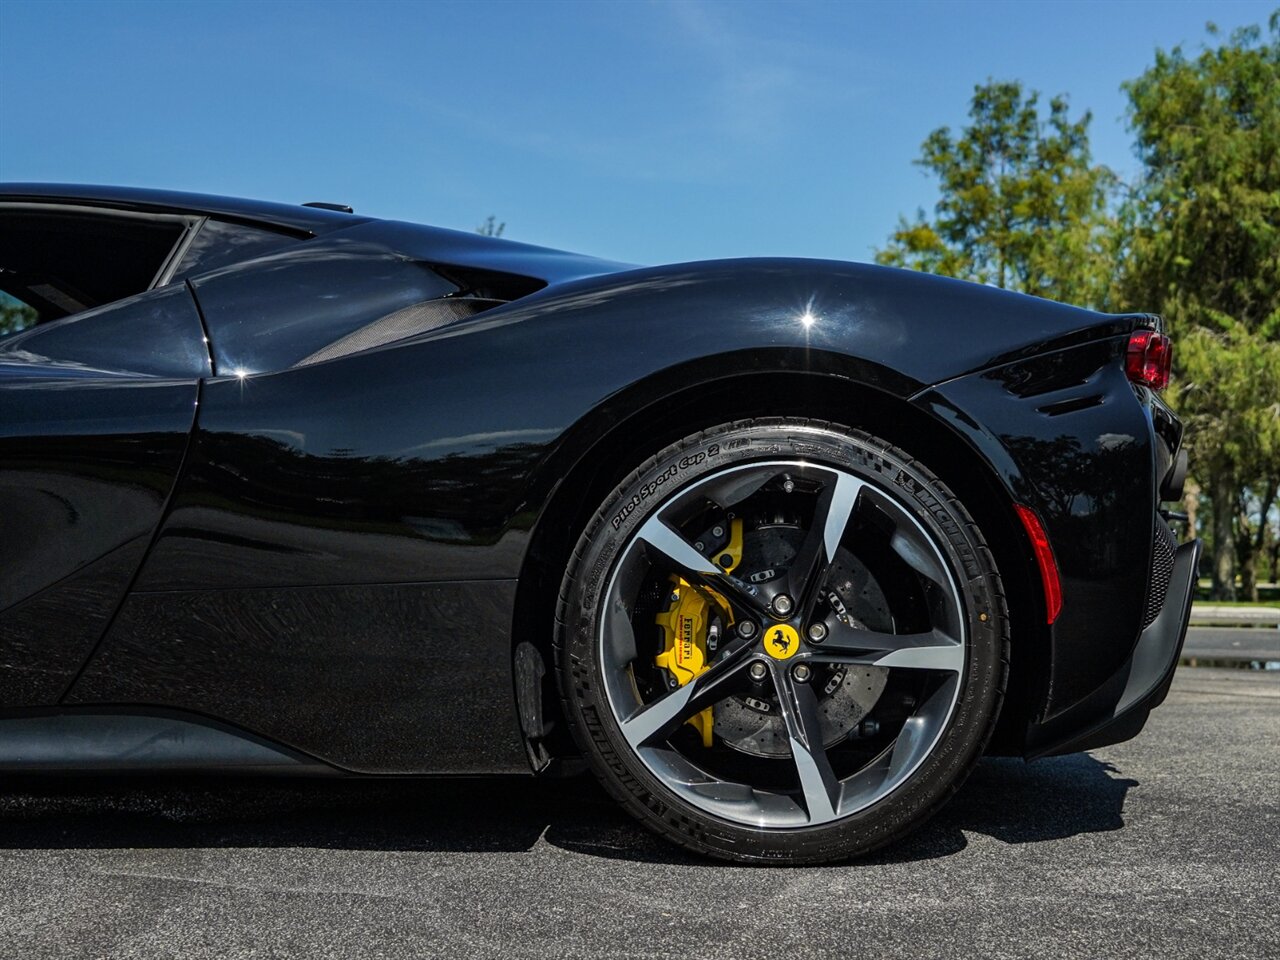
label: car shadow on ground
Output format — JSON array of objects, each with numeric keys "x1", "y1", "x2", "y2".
[{"x1": 0, "y1": 753, "x2": 1136, "y2": 865}]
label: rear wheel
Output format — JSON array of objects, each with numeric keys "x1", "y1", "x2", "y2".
[{"x1": 556, "y1": 419, "x2": 1008, "y2": 863}]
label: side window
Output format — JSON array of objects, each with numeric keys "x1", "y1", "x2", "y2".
[
  {"x1": 170, "y1": 219, "x2": 298, "y2": 282},
  {"x1": 0, "y1": 206, "x2": 191, "y2": 330},
  {"x1": 0, "y1": 290, "x2": 39, "y2": 338}
]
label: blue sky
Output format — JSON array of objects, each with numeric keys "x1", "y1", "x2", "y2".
[{"x1": 1, "y1": 0, "x2": 1274, "y2": 264}]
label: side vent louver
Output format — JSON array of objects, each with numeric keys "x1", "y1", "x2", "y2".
[{"x1": 296, "y1": 297, "x2": 505, "y2": 367}]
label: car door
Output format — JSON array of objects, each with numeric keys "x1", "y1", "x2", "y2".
[{"x1": 0, "y1": 205, "x2": 211, "y2": 706}]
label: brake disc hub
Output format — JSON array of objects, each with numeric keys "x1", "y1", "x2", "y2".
[
  {"x1": 652, "y1": 507, "x2": 891, "y2": 758},
  {"x1": 715, "y1": 659, "x2": 888, "y2": 758}
]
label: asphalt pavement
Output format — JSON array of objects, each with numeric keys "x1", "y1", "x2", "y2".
[
  {"x1": 1182, "y1": 625, "x2": 1280, "y2": 663},
  {"x1": 1, "y1": 665, "x2": 1276, "y2": 960}
]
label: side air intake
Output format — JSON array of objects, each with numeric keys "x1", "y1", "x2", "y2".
[{"x1": 297, "y1": 297, "x2": 505, "y2": 367}]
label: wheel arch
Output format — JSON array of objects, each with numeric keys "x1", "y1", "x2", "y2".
[{"x1": 511, "y1": 356, "x2": 1046, "y2": 772}]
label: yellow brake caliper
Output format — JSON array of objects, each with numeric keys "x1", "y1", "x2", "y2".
[{"x1": 654, "y1": 519, "x2": 743, "y2": 747}]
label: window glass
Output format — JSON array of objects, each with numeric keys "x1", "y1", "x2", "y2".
[
  {"x1": 170, "y1": 219, "x2": 298, "y2": 281},
  {"x1": 0, "y1": 207, "x2": 188, "y2": 326},
  {"x1": 0, "y1": 290, "x2": 39, "y2": 338}
]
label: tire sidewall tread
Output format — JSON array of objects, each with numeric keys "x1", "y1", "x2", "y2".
[{"x1": 554, "y1": 418, "x2": 1010, "y2": 864}]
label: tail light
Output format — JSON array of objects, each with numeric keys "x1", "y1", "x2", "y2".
[{"x1": 1126, "y1": 330, "x2": 1172, "y2": 390}]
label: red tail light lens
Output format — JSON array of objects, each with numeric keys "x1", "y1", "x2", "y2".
[
  {"x1": 1015, "y1": 504, "x2": 1062, "y2": 625},
  {"x1": 1126, "y1": 330, "x2": 1172, "y2": 390}
]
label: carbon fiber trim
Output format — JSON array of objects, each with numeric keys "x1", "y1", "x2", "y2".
[{"x1": 296, "y1": 297, "x2": 504, "y2": 366}]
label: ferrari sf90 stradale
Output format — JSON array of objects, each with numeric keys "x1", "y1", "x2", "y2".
[{"x1": 0, "y1": 184, "x2": 1197, "y2": 862}]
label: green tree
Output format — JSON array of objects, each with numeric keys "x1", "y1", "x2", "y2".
[
  {"x1": 476, "y1": 215, "x2": 505, "y2": 238},
  {"x1": 1169, "y1": 326, "x2": 1280, "y2": 598},
  {"x1": 0, "y1": 295, "x2": 38, "y2": 337},
  {"x1": 876, "y1": 80, "x2": 1115, "y2": 307},
  {"x1": 1117, "y1": 14, "x2": 1280, "y2": 600}
]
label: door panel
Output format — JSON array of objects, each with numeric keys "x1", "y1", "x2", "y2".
[
  {"x1": 0, "y1": 285, "x2": 206, "y2": 706},
  {"x1": 0, "y1": 538, "x2": 150, "y2": 704},
  {"x1": 67, "y1": 580, "x2": 528, "y2": 774},
  {"x1": 0, "y1": 376, "x2": 198, "y2": 704}
]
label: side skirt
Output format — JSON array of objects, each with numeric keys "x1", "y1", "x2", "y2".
[{"x1": 0, "y1": 711, "x2": 338, "y2": 775}]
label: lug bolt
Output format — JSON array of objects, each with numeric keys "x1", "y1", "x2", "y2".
[
  {"x1": 772, "y1": 594, "x2": 794, "y2": 617},
  {"x1": 737, "y1": 620, "x2": 758, "y2": 639},
  {"x1": 792, "y1": 663, "x2": 812, "y2": 683},
  {"x1": 749, "y1": 660, "x2": 768, "y2": 681},
  {"x1": 782, "y1": 477, "x2": 795, "y2": 494},
  {"x1": 807, "y1": 622, "x2": 828, "y2": 643}
]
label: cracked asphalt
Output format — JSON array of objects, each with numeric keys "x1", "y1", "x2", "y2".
[{"x1": 1, "y1": 666, "x2": 1276, "y2": 960}]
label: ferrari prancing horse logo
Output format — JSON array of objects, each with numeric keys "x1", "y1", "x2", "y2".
[{"x1": 764, "y1": 623, "x2": 800, "y2": 660}]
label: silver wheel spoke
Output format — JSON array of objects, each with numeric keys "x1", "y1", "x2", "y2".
[
  {"x1": 772, "y1": 661, "x2": 840, "y2": 824},
  {"x1": 697, "y1": 467, "x2": 776, "y2": 512},
  {"x1": 599, "y1": 457, "x2": 968, "y2": 830},
  {"x1": 819, "y1": 473, "x2": 864, "y2": 568},
  {"x1": 636, "y1": 514, "x2": 722, "y2": 578},
  {"x1": 636, "y1": 514, "x2": 764, "y2": 615},
  {"x1": 808, "y1": 624, "x2": 963, "y2": 673},
  {"x1": 618, "y1": 639, "x2": 754, "y2": 747},
  {"x1": 783, "y1": 473, "x2": 864, "y2": 616},
  {"x1": 886, "y1": 675, "x2": 959, "y2": 781},
  {"x1": 887, "y1": 518, "x2": 951, "y2": 593}
]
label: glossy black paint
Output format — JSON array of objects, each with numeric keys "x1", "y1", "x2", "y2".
[
  {"x1": 0, "y1": 184, "x2": 1189, "y2": 775},
  {"x1": 129, "y1": 259, "x2": 1131, "y2": 593},
  {"x1": 0, "y1": 712, "x2": 332, "y2": 774},
  {"x1": 69, "y1": 580, "x2": 525, "y2": 774},
  {"x1": 0, "y1": 376, "x2": 197, "y2": 704},
  {"x1": 0, "y1": 283, "x2": 211, "y2": 378},
  {"x1": 1030, "y1": 540, "x2": 1200, "y2": 757},
  {"x1": 918, "y1": 336, "x2": 1159, "y2": 723},
  {"x1": 191, "y1": 241, "x2": 463, "y2": 374},
  {"x1": 0, "y1": 539, "x2": 149, "y2": 706},
  {"x1": 0, "y1": 183, "x2": 367, "y2": 235}
]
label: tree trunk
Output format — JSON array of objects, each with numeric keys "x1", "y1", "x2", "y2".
[
  {"x1": 1239, "y1": 547, "x2": 1257, "y2": 602},
  {"x1": 1183, "y1": 480, "x2": 1200, "y2": 544},
  {"x1": 1210, "y1": 471, "x2": 1236, "y2": 601},
  {"x1": 1238, "y1": 481, "x2": 1279, "y2": 603}
]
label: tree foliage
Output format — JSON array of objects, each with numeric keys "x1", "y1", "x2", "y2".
[
  {"x1": 1118, "y1": 14, "x2": 1280, "y2": 598},
  {"x1": 0, "y1": 296, "x2": 38, "y2": 337},
  {"x1": 1119, "y1": 15, "x2": 1280, "y2": 340},
  {"x1": 875, "y1": 80, "x2": 1115, "y2": 307},
  {"x1": 879, "y1": 17, "x2": 1280, "y2": 599},
  {"x1": 475, "y1": 215, "x2": 505, "y2": 238}
]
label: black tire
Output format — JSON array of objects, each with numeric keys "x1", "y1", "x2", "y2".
[{"x1": 555, "y1": 418, "x2": 1008, "y2": 864}]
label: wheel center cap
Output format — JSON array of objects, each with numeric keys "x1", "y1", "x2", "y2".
[{"x1": 762, "y1": 623, "x2": 800, "y2": 660}]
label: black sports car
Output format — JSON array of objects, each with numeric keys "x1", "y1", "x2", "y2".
[{"x1": 0, "y1": 184, "x2": 1198, "y2": 863}]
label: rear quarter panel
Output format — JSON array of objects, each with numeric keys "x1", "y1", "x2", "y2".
[
  {"x1": 917, "y1": 336, "x2": 1157, "y2": 721},
  {"x1": 71, "y1": 257, "x2": 1136, "y2": 771}
]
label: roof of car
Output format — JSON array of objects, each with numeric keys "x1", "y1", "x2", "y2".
[{"x1": 0, "y1": 183, "x2": 370, "y2": 235}]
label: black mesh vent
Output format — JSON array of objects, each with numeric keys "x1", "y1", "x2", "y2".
[
  {"x1": 1144, "y1": 520, "x2": 1177, "y2": 628},
  {"x1": 296, "y1": 297, "x2": 505, "y2": 367}
]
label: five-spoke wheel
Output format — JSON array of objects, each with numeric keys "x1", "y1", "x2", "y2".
[{"x1": 558, "y1": 420, "x2": 1006, "y2": 862}]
